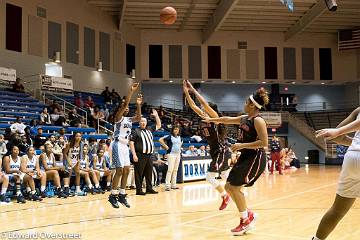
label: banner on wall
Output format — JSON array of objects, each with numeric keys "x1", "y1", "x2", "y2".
[
  {"x1": 0, "y1": 67, "x2": 16, "y2": 82},
  {"x1": 40, "y1": 75, "x2": 73, "y2": 90},
  {"x1": 260, "y1": 112, "x2": 282, "y2": 127},
  {"x1": 182, "y1": 158, "x2": 212, "y2": 182}
]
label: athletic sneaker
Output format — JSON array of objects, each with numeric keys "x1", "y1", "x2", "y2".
[
  {"x1": 31, "y1": 194, "x2": 43, "y2": 201},
  {"x1": 75, "y1": 190, "x2": 87, "y2": 196},
  {"x1": 16, "y1": 195, "x2": 26, "y2": 204},
  {"x1": 89, "y1": 188, "x2": 96, "y2": 195},
  {"x1": 108, "y1": 194, "x2": 119, "y2": 208},
  {"x1": 105, "y1": 186, "x2": 111, "y2": 191},
  {"x1": 165, "y1": 186, "x2": 171, "y2": 191},
  {"x1": 96, "y1": 187, "x2": 105, "y2": 194},
  {"x1": 219, "y1": 193, "x2": 231, "y2": 210},
  {"x1": 0, "y1": 194, "x2": 10, "y2": 203},
  {"x1": 231, "y1": 210, "x2": 256, "y2": 235},
  {"x1": 57, "y1": 190, "x2": 68, "y2": 198},
  {"x1": 118, "y1": 194, "x2": 130, "y2": 208},
  {"x1": 171, "y1": 186, "x2": 180, "y2": 190},
  {"x1": 40, "y1": 191, "x2": 47, "y2": 198}
]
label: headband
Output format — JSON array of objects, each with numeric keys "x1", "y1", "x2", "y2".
[{"x1": 249, "y1": 95, "x2": 262, "y2": 109}]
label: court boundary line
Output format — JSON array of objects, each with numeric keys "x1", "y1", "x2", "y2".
[{"x1": 181, "y1": 182, "x2": 337, "y2": 226}]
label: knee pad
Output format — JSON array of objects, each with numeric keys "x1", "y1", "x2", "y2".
[{"x1": 206, "y1": 172, "x2": 220, "y2": 188}]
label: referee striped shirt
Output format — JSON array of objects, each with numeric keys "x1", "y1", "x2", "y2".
[{"x1": 130, "y1": 128, "x2": 154, "y2": 154}]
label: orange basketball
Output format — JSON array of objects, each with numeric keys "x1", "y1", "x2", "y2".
[{"x1": 160, "y1": 6, "x2": 177, "y2": 25}]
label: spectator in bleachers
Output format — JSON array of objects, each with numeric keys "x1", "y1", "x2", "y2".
[
  {"x1": 197, "y1": 145, "x2": 207, "y2": 156},
  {"x1": 181, "y1": 121, "x2": 193, "y2": 138},
  {"x1": 40, "y1": 107, "x2": 51, "y2": 125},
  {"x1": 69, "y1": 108, "x2": 82, "y2": 127},
  {"x1": 87, "y1": 137, "x2": 97, "y2": 162},
  {"x1": 18, "y1": 135, "x2": 30, "y2": 155},
  {"x1": 50, "y1": 108, "x2": 68, "y2": 126},
  {"x1": 48, "y1": 100, "x2": 62, "y2": 114},
  {"x1": 56, "y1": 128, "x2": 68, "y2": 143},
  {"x1": 84, "y1": 96, "x2": 95, "y2": 109},
  {"x1": 4, "y1": 127, "x2": 12, "y2": 141},
  {"x1": 24, "y1": 127, "x2": 33, "y2": 147},
  {"x1": 33, "y1": 127, "x2": 47, "y2": 149},
  {"x1": 0, "y1": 135, "x2": 7, "y2": 161},
  {"x1": 12, "y1": 78, "x2": 25, "y2": 93},
  {"x1": 91, "y1": 106, "x2": 105, "y2": 129},
  {"x1": 184, "y1": 145, "x2": 197, "y2": 156},
  {"x1": 10, "y1": 117, "x2": 26, "y2": 135},
  {"x1": 74, "y1": 93, "x2": 84, "y2": 108},
  {"x1": 29, "y1": 119, "x2": 39, "y2": 135},
  {"x1": 47, "y1": 135, "x2": 62, "y2": 160},
  {"x1": 6, "y1": 133, "x2": 22, "y2": 156},
  {"x1": 111, "y1": 89, "x2": 121, "y2": 103},
  {"x1": 101, "y1": 86, "x2": 112, "y2": 104}
]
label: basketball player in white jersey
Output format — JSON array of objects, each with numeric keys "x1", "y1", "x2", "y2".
[
  {"x1": 39, "y1": 143, "x2": 67, "y2": 198},
  {"x1": 108, "y1": 83, "x2": 142, "y2": 208},
  {"x1": 20, "y1": 147, "x2": 47, "y2": 198},
  {"x1": 312, "y1": 107, "x2": 360, "y2": 240},
  {"x1": 3, "y1": 146, "x2": 35, "y2": 203},
  {"x1": 79, "y1": 144, "x2": 104, "y2": 194},
  {"x1": 63, "y1": 132, "x2": 85, "y2": 196},
  {"x1": 0, "y1": 156, "x2": 10, "y2": 203},
  {"x1": 93, "y1": 148, "x2": 112, "y2": 191}
]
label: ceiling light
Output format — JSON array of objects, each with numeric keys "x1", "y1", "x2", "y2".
[
  {"x1": 261, "y1": 81, "x2": 266, "y2": 84},
  {"x1": 54, "y1": 52, "x2": 61, "y2": 63},
  {"x1": 169, "y1": 80, "x2": 173, "y2": 83},
  {"x1": 232, "y1": 81, "x2": 235, "y2": 84},
  {"x1": 292, "y1": 81, "x2": 296, "y2": 84},
  {"x1": 321, "y1": 82, "x2": 325, "y2": 85},
  {"x1": 131, "y1": 69, "x2": 136, "y2": 79},
  {"x1": 201, "y1": 80, "x2": 204, "y2": 83}
]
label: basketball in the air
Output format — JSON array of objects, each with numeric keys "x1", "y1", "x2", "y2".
[{"x1": 160, "y1": 6, "x2": 177, "y2": 25}]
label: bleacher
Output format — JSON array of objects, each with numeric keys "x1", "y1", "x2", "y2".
[
  {"x1": 0, "y1": 88, "x2": 109, "y2": 141},
  {"x1": 293, "y1": 109, "x2": 354, "y2": 130}
]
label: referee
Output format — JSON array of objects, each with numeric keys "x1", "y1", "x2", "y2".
[{"x1": 130, "y1": 109, "x2": 161, "y2": 195}]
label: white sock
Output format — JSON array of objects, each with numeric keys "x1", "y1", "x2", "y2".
[
  {"x1": 312, "y1": 237, "x2": 321, "y2": 240},
  {"x1": 31, "y1": 190, "x2": 36, "y2": 194},
  {"x1": 88, "y1": 184, "x2": 93, "y2": 189},
  {"x1": 1, "y1": 188, "x2": 7, "y2": 194},
  {"x1": 41, "y1": 186, "x2": 46, "y2": 192},
  {"x1": 76, "y1": 186, "x2": 81, "y2": 192},
  {"x1": 95, "y1": 184, "x2": 100, "y2": 188},
  {"x1": 220, "y1": 191, "x2": 227, "y2": 197},
  {"x1": 107, "y1": 182, "x2": 111, "y2": 186},
  {"x1": 111, "y1": 189, "x2": 119, "y2": 195},
  {"x1": 26, "y1": 187, "x2": 31, "y2": 192},
  {"x1": 119, "y1": 188, "x2": 125, "y2": 194},
  {"x1": 16, "y1": 191, "x2": 21, "y2": 196},
  {"x1": 64, "y1": 184, "x2": 69, "y2": 188},
  {"x1": 240, "y1": 210, "x2": 248, "y2": 219}
]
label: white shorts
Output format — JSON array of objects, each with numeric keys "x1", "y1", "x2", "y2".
[
  {"x1": 100, "y1": 171, "x2": 105, "y2": 178},
  {"x1": 337, "y1": 151, "x2": 360, "y2": 198},
  {"x1": 111, "y1": 141, "x2": 130, "y2": 168}
]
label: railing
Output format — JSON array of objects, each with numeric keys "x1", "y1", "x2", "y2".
[
  {"x1": 97, "y1": 118, "x2": 113, "y2": 135},
  {"x1": 282, "y1": 112, "x2": 326, "y2": 151},
  {"x1": 43, "y1": 92, "x2": 88, "y2": 127}
]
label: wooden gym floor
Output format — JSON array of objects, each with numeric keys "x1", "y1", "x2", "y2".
[{"x1": 1, "y1": 165, "x2": 359, "y2": 240}]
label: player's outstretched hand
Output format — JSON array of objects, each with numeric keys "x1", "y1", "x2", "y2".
[
  {"x1": 315, "y1": 128, "x2": 341, "y2": 140},
  {"x1": 131, "y1": 82, "x2": 139, "y2": 91}
]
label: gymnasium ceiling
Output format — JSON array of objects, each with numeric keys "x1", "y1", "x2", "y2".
[{"x1": 87, "y1": 0, "x2": 360, "y2": 42}]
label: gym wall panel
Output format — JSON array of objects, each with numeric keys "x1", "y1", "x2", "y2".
[
  {"x1": 169, "y1": 45, "x2": 182, "y2": 78},
  {"x1": 48, "y1": 21, "x2": 61, "y2": 59},
  {"x1": 84, "y1": 27, "x2": 95, "y2": 68},
  {"x1": 227, "y1": 49, "x2": 240, "y2": 79},
  {"x1": 188, "y1": 46, "x2": 202, "y2": 79},
  {"x1": 283, "y1": 47, "x2": 296, "y2": 80},
  {"x1": 113, "y1": 38, "x2": 121, "y2": 73},
  {"x1": 99, "y1": 32, "x2": 110, "y2": 71},
  {"x1": 319, "y1": 48, "x2": 332, "y2": 80},
  {"x1": 66, "y1": 22, "x2": 79, "y2": 64},
  {"x1": 126, "y1": 44, "x2": 136, "y2": 75},
  {"x1": 302, "y1": 48, "x2": 314, "y2": 80},
  {"x1": 6, "y1": 3, "x2": 22, "y2": 52},
  {"x1": 149, "y1": 45, "x2": 163, "y2": 78},
  {"x1": 28, "y1": 15, "x2": 43, "y2": 57},
  {"x1": 208, "y1": 46, "x2": 221, "y2": 79},
  {"x1": 246, "y1": 50, "x2": 259, "y2": 79},
  {"x1": 264, "y1": 47, "x2": 278, "y2": 79}
]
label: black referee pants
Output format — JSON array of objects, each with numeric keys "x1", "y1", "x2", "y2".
[{"x1": 134, "y1": 152, "x2": 154, "y2": 192}]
